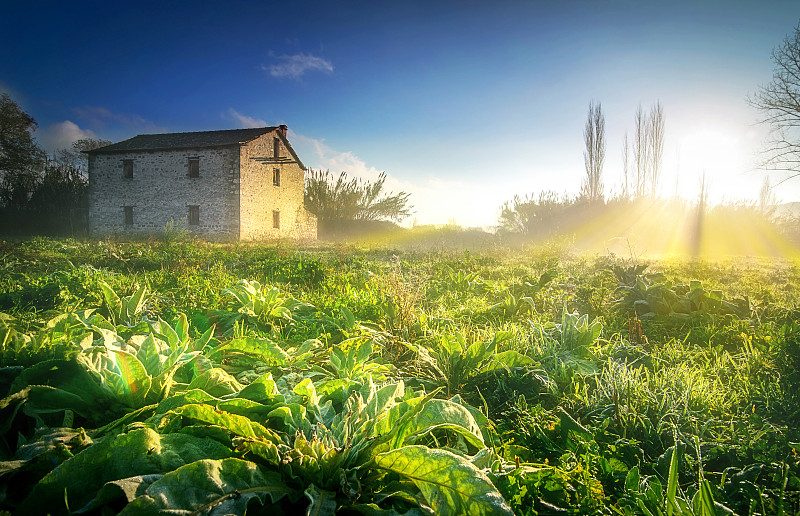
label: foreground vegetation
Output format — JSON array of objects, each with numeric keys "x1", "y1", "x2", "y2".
[{"x1": 0, "y1": 237, "x2": 798, "y2": 515}]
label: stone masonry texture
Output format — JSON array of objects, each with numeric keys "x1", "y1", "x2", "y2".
[{"x1": 88, "y1": 128, "x2": 317, "y2": 241}]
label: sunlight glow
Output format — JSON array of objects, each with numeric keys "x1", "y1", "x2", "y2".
[{"x1": 675, "y1": 128, "x2": 744, "y2": 202}]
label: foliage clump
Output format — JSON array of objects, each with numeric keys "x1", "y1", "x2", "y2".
[{"x1": 0, "y1": 238, "x2": 798, "y2": 515}]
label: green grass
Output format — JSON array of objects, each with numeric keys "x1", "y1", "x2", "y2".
[{"x1": 0, "y1": 237, "x2": 798, "y2": 515}]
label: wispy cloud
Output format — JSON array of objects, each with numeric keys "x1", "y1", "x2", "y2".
[
  {"x1": 40, "y1": 120, "x2": 98, "y2": 153},
  {"x1": 74, "y1": 106, "x2": 165, "y2": 133},
  {"x1": 265, "y1": 53, "x2": 333, "y2": 79},
  {"x1": 226, "y1": 108, "x2": 268, "y2": 128}
]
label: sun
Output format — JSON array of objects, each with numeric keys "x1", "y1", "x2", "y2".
[{"x1": 673, "y1": 127, "x2": 744, "y2": 203}]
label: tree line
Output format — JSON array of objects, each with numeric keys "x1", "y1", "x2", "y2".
[{"x1": 0, "y1": 93, "x2": 109, "y2": 236}]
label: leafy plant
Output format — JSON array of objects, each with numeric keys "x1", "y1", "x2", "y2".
[
  {"x1": 76, "y1": 315, "x2": 211, "y2": 409},
  {"x1": 224, "y1": 279, "x2": 292, "y2": 323},
  {"x1": 99, "y1": 281, "x2": 148, "y2": 327},
  {"x1": 309, "y1": 336, "x2": 394, "y2": 387},
  {"x1": 615, "y1": 276, "x2": 750, "y2": 320},
  {"x1": 490, "y1": 289, "x2": 536, "y2": 318},
  {"x1": 18, "y1": 376, "x2": 512, "y2": 515},
  {"x1": 409, "y1": 331, "x2": 534, "y2": 396}
]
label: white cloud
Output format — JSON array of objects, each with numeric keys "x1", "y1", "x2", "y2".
[
  {"x1": 40, "y1": 120, "x2": 97, "y2": 153},
  {"x1": 265, "y1": 53, "x2": 333, "y2": 79},
  {"x1": 288, "y1": 130, "x2": 506, "y2": 228},
  {"x1": 289, "y1": 130, "x2": 385, "y2": 183},
  {"x1": 226, "y1": 109, "x2": 268, "y2": 128}
]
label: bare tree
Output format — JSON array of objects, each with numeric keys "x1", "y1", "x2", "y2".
[
  {"x1": 622, "y1": 132, "x2": 630, "y2": 198},
  {"x1": 697, "y1": 169, "x2": 710, "y2": 210},
  {"x1": 56, "y1": 137, "x2": 111, "y2": 174},
  {"x1": 581, "y1": 101, "x2": 605, "y2": 202},
  {"x1": 758, "y1": 174, "x2": 778, "y2": 217},
  {"x1": 630, "y1": 102, "x2": 665, "y2": 198},
  {"x1": 633, "y1": 104, "x2": 648, "y2": 198},
  {"x1": 648, "y1": 101, "x2": 665, "y2": 198},
  {"x1": 750, "y1": 23, "x2": 800, "y2": 179}
]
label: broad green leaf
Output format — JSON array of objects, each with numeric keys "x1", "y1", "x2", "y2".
[
  {"x1": 214, "y1": 336, "x2": 291, "y2": 366},
  {"x1": 99, "y1": 282, "x2": 122, "y2": 323},
  {"x1": 94, "y1": 327, "x2": 126, "y2": 349},
  {"x1": 331, "y1": 346, "x2": 345, "y2": 372},
  {"x1": 8, "y1": 360, "x2": 116, "y2": 424},
  {"x1": 447, "y1": 395, "x2": 497, "y2": 447},
  {"x1": 152, "y1": 388, "x2": 218, "y2": 416},
  {"x1": 375, "y1": 389, "x2": 442, "y2": 451},
  {"x1": 625, "y1": 466, "x2": 640, "y2": 493},
  {"x1": 151, "y1": 317, "x2": 180, "y2": 349},
  {"x1": 399, "y1": 398, "x2": 484, "y2": 449},
  {"x1": 294, "y1": 377, "x2": 321, "y2": 407},
  {"x1": 108, "y1": 349, "x2": 152, "y2": 408},
  {"x1": 480, "y1": 350, "x2": 534, "y2": 372},
  {"x1": 375, "y1": 445, "x2": 513, "y2": 515},
  {"x1": 74, "y1": 474, "x2": 162, "y2": 514},
  {"x1": 134, "y1": 334, "x2": 162, "y2": 378},
  {"x1": 178, "y1": 424, "x2": 234, "y2": 446},
  {"x1": 121, "y1": 284, "x2": 148, "y2": 324},
  {"x1": 305, "y1": 484, "x2": 337, "y2": 516},
  {"x1": 188, "y1": 367, "x2": 244, "y2": 397},
  {"x1": 217, "y1": 397, "x2": 274, "y2": 421},
  {"x1": 464, "y1": 340, "x2": 489, "y2": 369},
  {"x1": 118, "y1": 458, "x2": 293, "y2": 515},
  {"x1": 232, "y1": 436, "x2": 281, "y2": 466},
  {"x1": 292, "y1": 378, "x2": 334, "y2": 425},
  {"x1": 193, "y1": 324, "x2": 215, "y2": 351},
  {"x1": 438, "y1": 334, "x2": 463, "y2": 356},
  {"x1": 558, "y1": 408, "x2": 592, "y2": 441},
  {"x1": 238, "y1": 372, "x2": 283, "y2": 404},
  {"x1": 270, "y1": 305, "x2": 293, "y2": 320},
  {"x1": 176, "y1": 403, "x2": 273, "y2": 439},
  {"x1": 363, "y1": 381, "x2": 405, "y2": 420},
  {"x1": 355, "y1": 338, "x2": 373, "y2": 364},
  {"x1": 268, "y1": 403, "x2": 310, "y2": 433},
  {"x1": 18, "y1": 428, "x2": 232, "y2": 516}
]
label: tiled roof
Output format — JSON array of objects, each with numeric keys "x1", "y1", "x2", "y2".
[{"x1": 87, "y1": 127, "x2": 278, "y2": 153}]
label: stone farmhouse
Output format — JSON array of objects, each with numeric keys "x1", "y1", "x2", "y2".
[{"x1": 86, "y1": 126, "x2": 317, "y2": 240}]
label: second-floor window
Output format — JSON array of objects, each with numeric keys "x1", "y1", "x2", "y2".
[
  {"x1": 273, "y1": 137, "x2": 280, "y2": 159},
  {"x1": 188, "y1": 157, "x2": 199, "y2": 178},
  {"x1": 123, "y1": 160, "x2": 133, "y2": 179},
  {"x1": 273, "y1": 168, "x2": 280, "y2": 187},
  {"x1": 188, "y1": 205, "x2": 199, "y2": 225}
]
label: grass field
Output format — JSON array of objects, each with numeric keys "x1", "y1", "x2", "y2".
[{"x1": 0, "y1": 236, "x2": 798, "y2": 515}]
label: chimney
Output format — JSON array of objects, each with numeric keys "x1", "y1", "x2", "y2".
[{"x1": 278, "y1": 125, "x2": 288, "y2": 138}]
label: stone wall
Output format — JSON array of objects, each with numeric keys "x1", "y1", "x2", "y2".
[
  {"x1": 88, "y1": 147, "x2": 240, "y2": 238},
  {"x1": 239, "y1": 131, "x2": 317, "y2": 240}
]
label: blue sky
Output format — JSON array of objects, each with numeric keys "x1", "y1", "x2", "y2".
[{"x1": 2, "y1": 1, "x2": 799, "y2": 227}]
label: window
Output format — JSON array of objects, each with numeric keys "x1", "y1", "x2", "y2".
[
  {"x1": 123, "y1": 160, "x2": 133, "y2": 179},
  {"x1": 188, "y1": 157, "x2": 199, "y2": 178},
  {"x1": 188, "y1": 205, "x2": 199, "y2": 226},
  {"x1": 273, "y1": 168, "x2": 280, "y2": 187},
  {"x1": 124, "y1": 206, "x2": 133, "y2": 226},
  {"x1": 273, "y1": 137, "x2": 280, "y2": 158},
  {"x1": 272, "y1": 210, "x2": 280, "y2": 229}
]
